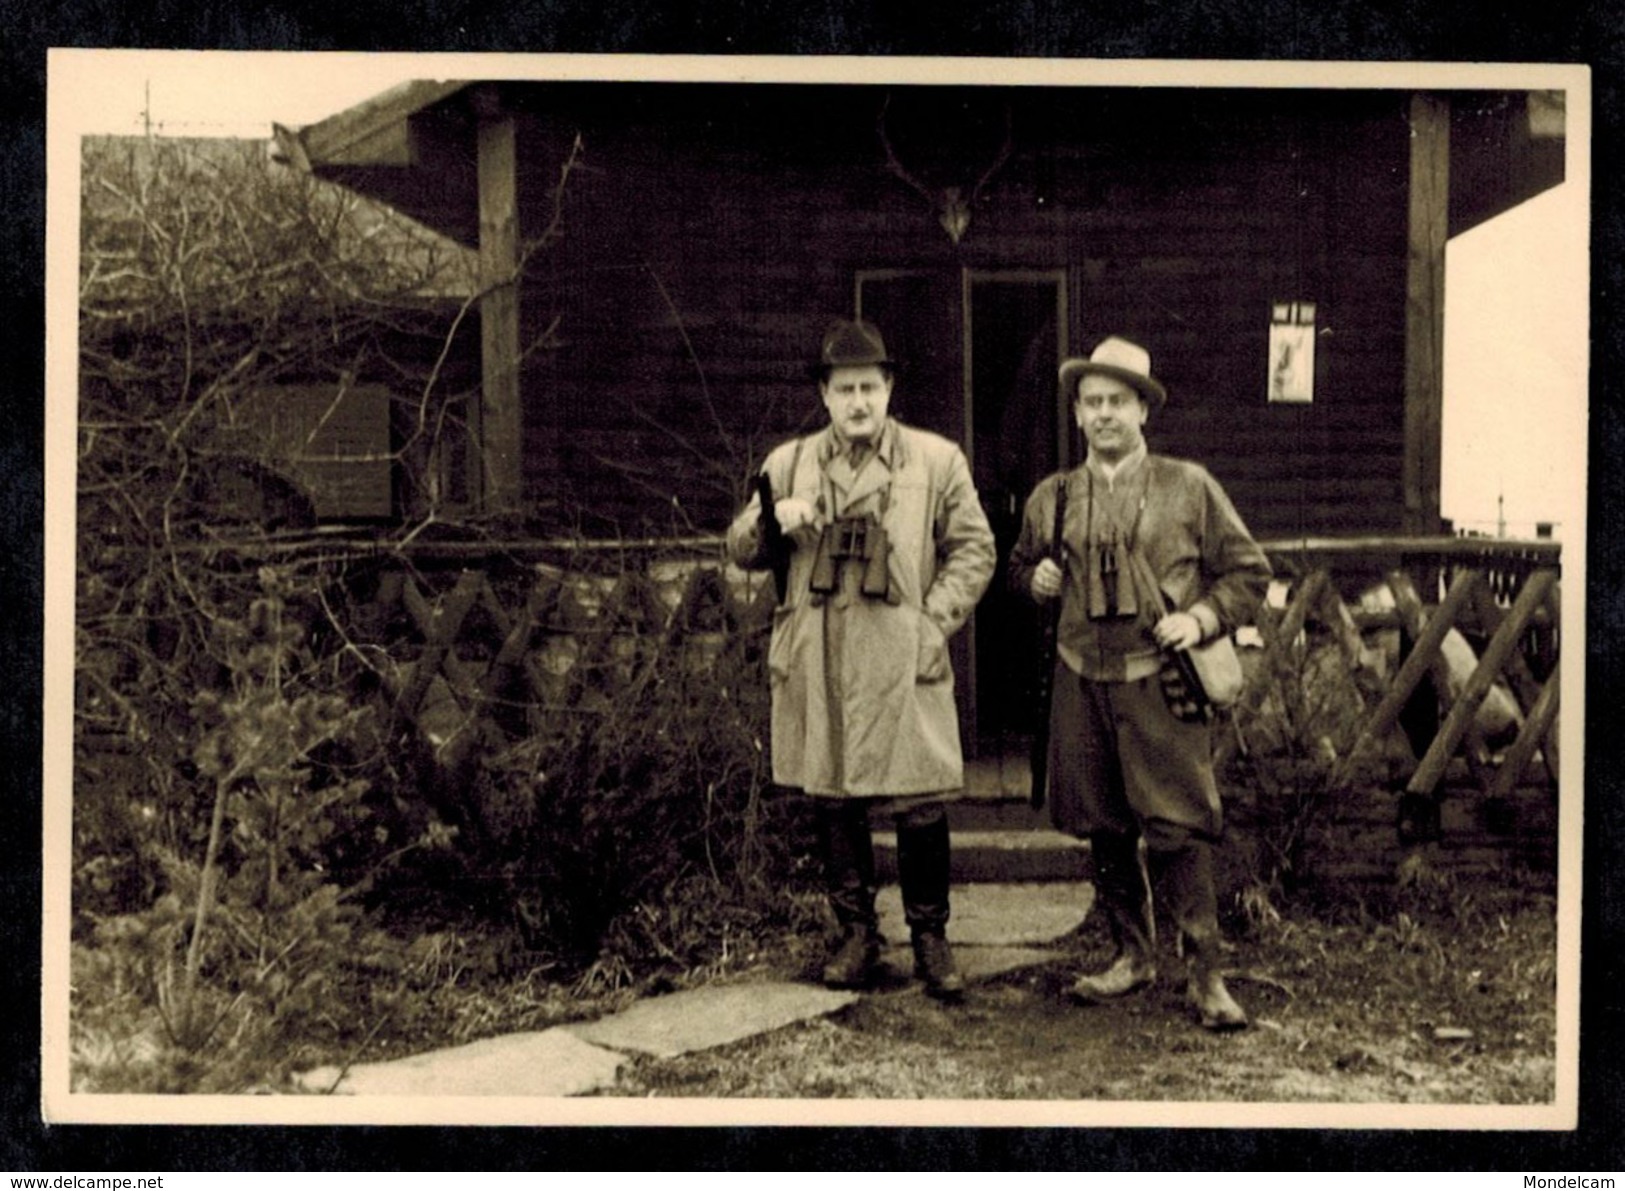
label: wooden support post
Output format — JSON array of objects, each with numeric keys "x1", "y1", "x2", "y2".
[
  {"x1": 402, "y1": 575, "x2": 484, "y2": 695},
  {"x1": 480, "y1": 574, "x2": 556, "y2": 695},
  {"x1": 1214, "y1": 569, "x2": 1329, "y2": 770},
  {"x1": 477, "y1": 93, "x2": 522, "y2": 516},
  {"x1": 1274, "y1": 568, "x2": 1329, "y2": 653},
  {"x1": 1488, "y1": 661, "x2": 1560, "y2": 801},
  {"x1": 1467, "y1": 580, "x2": 1544, "y2": 713},
  {"x1": 1358, "y1": 569, "x2": 1480, "y2": 744},
  {"x1": 1407, "y1": 569, "x2": 1558, "y2": 796},
  {"x1": 1403, "y1": 93, "x2": 1449, "y2": 535},
  {"x1": 1314, "y1": 579, "x2": 1370, "y2": 670}
]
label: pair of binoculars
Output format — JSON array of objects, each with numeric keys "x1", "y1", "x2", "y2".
[
  {"x1": 809, "y1": 515, "x2": 892, "y2": 600},
  {"x1": 1086, "y1": 538, "x2": 1139, "y2": 621}
]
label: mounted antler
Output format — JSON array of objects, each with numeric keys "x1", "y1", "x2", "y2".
[{"x1": 877, "y1": 96, "x2": 1014, "y2": 245}]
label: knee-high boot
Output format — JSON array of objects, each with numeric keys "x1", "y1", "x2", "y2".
[
  {"x1": 1071, "y1": 831, "x2": 1157, "y2": 1000},
  {"x1": 817, "y1": 800, "x2": 879, "y2": 988},
  {"x1": 895, "y1": 807, "x2": 963, "y2": 1000},
  {"x1": 1149, "y1": 839, "x2": 1247, "y2": 1031}
]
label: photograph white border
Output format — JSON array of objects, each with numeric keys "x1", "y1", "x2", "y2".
[{"x1": 42, "y1": 49, "x2": 1589, "y2": 1130}]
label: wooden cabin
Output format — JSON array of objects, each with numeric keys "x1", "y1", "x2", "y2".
[
  {"x1": 80, "y1": 132, "x2": 485, "y2": 526},
  {"x1": 276, "y1": 79, "x2": 1566, "y2": 755}
]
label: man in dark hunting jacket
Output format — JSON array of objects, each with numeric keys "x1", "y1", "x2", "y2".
[{"x1": 1008, "y1": 335, "x2": 1271, "y2": 1031}]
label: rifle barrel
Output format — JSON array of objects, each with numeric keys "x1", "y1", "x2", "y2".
[
  {"x1": 756, "y1": 472, "x2": 790, "y2": 604},
  {"x1": 1029, "y1": 479, "x2": 1068, "y2": 809}
]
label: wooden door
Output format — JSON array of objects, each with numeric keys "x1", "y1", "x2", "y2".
[
  {"x1": 855, "y1": 268, "x2": 1067, "y2": 758},
  {"x1": 965, "y1": 272, "x2": 1068, "y2": 754},
  {"x1": 855, "y1": 270, "x2": 973, "y2": 748}
]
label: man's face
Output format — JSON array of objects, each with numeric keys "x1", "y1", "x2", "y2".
[
  {"x1": 1075, "y1": 375, "x2": 1149, "y2": 462},
  {"x1": 821, "y1": 364, "x2": 893, "y2": 446}
]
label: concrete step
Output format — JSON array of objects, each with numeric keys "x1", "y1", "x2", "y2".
[
  {"x1": 873, "y1": 826, "x2": 1091, "y2": 884},
  {"x1": 962, "y1": 754, "x2": 1036, "y2": 801},
  {"x1": 868, "y1": 754, "x2": 1089, "y2": 883},
  {"x1": 942, "y1": 798, "x2": 1055, "y2": 832}
]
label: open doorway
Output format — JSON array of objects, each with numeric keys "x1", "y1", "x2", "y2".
[
  {"x1": 856, "y1": 268, "x2": 1068, "y2": 757},
  {"x1": 965, "y1": 272, "x2": 1068, "y2": 755}
]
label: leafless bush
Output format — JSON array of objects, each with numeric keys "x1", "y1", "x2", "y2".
[
  {"x1": 71, "y1": 133, "x2": 812, "y2": 1092},
  {"x1": 75, "y1": 134, "x2": 484, "y2": 925},
  {"x1": 1222, "y1": 623, "x2": 1388, "y2": 897}
]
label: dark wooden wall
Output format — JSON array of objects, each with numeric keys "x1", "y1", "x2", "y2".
[{"x1": 421, "y1": 84, "x2": 1417, "y2": 538}]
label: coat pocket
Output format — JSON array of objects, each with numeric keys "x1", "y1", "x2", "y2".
[
  {"x1": 767, "y1": 604, "x2": 798, "y2": 684},
  {"x1": 915, "y1": 609, "x2": 950, "y2": 684}
]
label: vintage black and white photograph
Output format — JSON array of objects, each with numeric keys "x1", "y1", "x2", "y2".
[{"x1": 43, "y1": 51, "x2": 1586, "y2": 1128}]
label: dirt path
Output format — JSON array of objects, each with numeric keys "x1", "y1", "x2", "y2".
[{"x1": 598, "y1": 896, "x2": 1559, "y2": 1104}]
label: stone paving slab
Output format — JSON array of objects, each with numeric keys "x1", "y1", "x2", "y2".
[
  {"x1": 877, "y1": 944, "x2": 1067, "y2": 986},
  {"x1": 291, "y1": 886, "x2": 1097, "y2": 1095},
  {"x1": 565, "y1": 981, "x2": 860, "y2": 1059},
  {"x1": 877, "y1": 880, "x2": 1096, "y2": 946},
  {"x1": 297, "y1": 1027, "x2": 624, "y2": 1097}
]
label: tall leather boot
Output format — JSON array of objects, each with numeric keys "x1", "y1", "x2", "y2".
[
  {"x1": 896, "y1": 806, "x2": 964, "y2": 1000},
  {"x1": 1150, "y1": 839, "x2": 1247, "y2": 1031},
  {"x1": 817, "y1": 800, "x2": 879, "y2": 989},
  {"x1": 1071, "y1": 832, "x2": 1157, "y2": 1001}
]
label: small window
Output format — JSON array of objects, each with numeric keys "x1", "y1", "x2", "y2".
[{"x1": 223, "y1": 383, "x2": 394, "y2": 521}]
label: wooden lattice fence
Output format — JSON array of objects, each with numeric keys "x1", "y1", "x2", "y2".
[
  {"x1": 75, "y1": 531, "x2": 1562, "y2": 899},
  {"x1": 305, "y1": 541, "x2": 773, "y2": 778},
  {"x1": 1224, "y1": 536, "x2": 1562, "y2": 886}
]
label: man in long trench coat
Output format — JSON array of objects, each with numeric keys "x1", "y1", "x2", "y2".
[{"x1": 728, "y1": 318, "x2": 995, "y2": 998}]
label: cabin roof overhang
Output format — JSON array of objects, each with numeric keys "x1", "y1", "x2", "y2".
[
  {"x1": 1448, "y1": 89, "x2": 1567, "y2": 238},
  {"x1": 275, "y1": 80, "x2": 482, "y2": 246},
  {"x1": 278, "y1": 80, "x2": 1568, "y2": 249},
  {"x1": 278, "y1": 79, "x2": 471, "y2": 167}
]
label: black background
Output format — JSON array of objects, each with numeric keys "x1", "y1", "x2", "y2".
[{"x1": 6, "y1": 0, "x2": 1622, "y2": 1172}]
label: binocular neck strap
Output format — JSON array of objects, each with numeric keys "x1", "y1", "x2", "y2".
[
  {"x1": 1085, "y1": 467, "x2": 1148, "y2": 552},
  {"x1": 762, "y1": 436, "x2": 808, "y2": 505}
]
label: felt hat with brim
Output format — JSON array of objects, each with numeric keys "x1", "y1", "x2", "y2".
[
  {"x1": 1058, "y1": 336, "x2": 1166, "y2": 407},
  {"x1": 813, "y1": 318, "x2": 897, "y2": 379}
]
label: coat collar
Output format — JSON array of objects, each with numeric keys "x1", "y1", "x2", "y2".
[
  {"x1": 820, "y1": 419, "x2": 902, "y2": 509},
  {"x1": 1082, "y1": 440, "x2": 1148, "y2": 489}
]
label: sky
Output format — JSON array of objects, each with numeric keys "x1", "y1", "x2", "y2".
[
  {"x1": 1442, "y1": 179, "x2": 1586, "y2": 538},
  {"x1": 51, "y1": 49, "x2": 1588, "y2": 542},
  {"x1": 53, "y1": 51, "x2": 425, "y2": 138}
]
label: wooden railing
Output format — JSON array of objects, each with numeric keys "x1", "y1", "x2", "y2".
[
  {"x1": 255, "y1": 532, "x2": 753, "y2": 777},
  {"x1": 127, "y1": 528, "x2": 1559, "y2": 859},
  {"x1": 1252, "y1": 535, "x2": 1561, "y2": 841}
]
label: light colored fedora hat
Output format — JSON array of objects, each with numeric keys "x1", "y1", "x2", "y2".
[{"x1": 1058, "y1": 336, "x2": 1167, "y2": 407}]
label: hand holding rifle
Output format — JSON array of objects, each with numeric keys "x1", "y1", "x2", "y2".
[{"x1": 754, "y1": 473, "x2": 819, "y2": 593}]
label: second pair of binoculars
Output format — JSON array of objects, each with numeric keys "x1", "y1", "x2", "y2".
[{"x1": 809, "y1": 515, "x2": 893, "y2": 600}]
